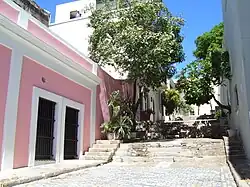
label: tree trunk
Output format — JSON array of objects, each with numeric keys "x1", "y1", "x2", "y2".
[
  {"x1": 210, "y1": 101, "x2": 213, "y2": 113},
  {"x1": 131, "y1": 80, "x2": 142, "y2": 129},
  {"x1": 212, "y1": 94, "x2": 231, "y2": 113}
]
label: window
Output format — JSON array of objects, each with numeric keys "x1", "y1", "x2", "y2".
[{"x1": 70, "y1": 10, "x2": 81, "y2": 19}]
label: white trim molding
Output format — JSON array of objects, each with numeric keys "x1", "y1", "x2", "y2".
[
  {"x1": 1, "y1": 49, "x2": 23, "y2": 171},
  {"x1": 60, "y1": 98, "x2": 84, "y2": 162},
  {"x1": 4, "y1": 0, "x2": 97, "y2": 68},
  {"x1": 90, "y1": 87, "x2": 97, "y2": 147},
  {"x1": 28, "y1": 87, "x2": 63, "y2": 167},
  {"x1": 0, "y1": 14, "x2": 101, "y2": 87},
  {"x1": 17, "y1": 9, "x2": 29, "y2": 29}
]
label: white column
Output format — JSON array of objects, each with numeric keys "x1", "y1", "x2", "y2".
[
  {"x1": 90, "y1": 87, "x2": 96, "y2": 147},
  {"x1": 17, "y1": 9, "x2": 29, "y2": 29},
  {"x1": 1, "y1": 50, "x2": 23, "y2": 171}
]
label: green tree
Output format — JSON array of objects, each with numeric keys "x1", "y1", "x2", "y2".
[
  {"x1": 176, "y1": 23, "x2": 231, "y2": 112},
  {"x1": 161, "y1": 88, "x2": 181, "y2": 115},
  {"x1": 89, "y1": 0, "x2": 185, "y2": 119}
]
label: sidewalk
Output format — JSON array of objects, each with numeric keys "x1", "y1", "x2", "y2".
[{"x1": 0, "y1": 160, "x2": 106, "y2": 186}]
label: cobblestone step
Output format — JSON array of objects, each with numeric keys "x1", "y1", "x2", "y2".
[
  {"x1": 228, "y1": 154, "x2": 246, "y2": 160},
  {"x1": 83, "y1": 140, "x2": 120, "y2": 162},
  {"x1": 224, "y1": 141, "x2": 242, "y2": 147},
  {"x1": 113, "y1": 156, "x2": 174, "y2": 163},
  {"x1": 88, "y1": 148, "x2": 115, "y2": 152},
  {"x1": 96, "y1": 140, "x2": 120, "y2": 144},
  {"x1": 85, "y1": 151, "x2": 113, "y2": 156},
  {"x1": 115, "y1": 151, "x2": 193, "y2": 157},
  {"x1": 149, "y1": 152, "x2": 194, "y2": 157},
  {"x1": 93, "y1": 144, "x2": 119, "y2": 149},
  {"x1": 83, "y1": 155, "x2": 111, "y2": 161},
  {"x1": 226, "y1": 149, "x2": 245, "y2": 155}
]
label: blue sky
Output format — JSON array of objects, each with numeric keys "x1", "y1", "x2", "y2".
[{"x1": 35, "y1": 0, "x2": 223, "y2": 71}]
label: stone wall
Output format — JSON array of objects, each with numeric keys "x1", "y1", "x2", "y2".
[{"x1": 12, "y1": 0, "x2": 50, "y2": 26}]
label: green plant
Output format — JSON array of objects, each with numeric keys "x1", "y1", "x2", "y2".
[
  {"x1": 89, "y1": 0, "x2": 185, "y2": 122},
  {"x1": 100, "y1": 90, "x2": 133, "y2": 139},
  {"x1": 113, "y1": 116, "x2": 133, "y2": 139},
  {"x1": 100, "y1": 121, "x2": 115, "y2": 134},
  {"x1": 176, "y1": 23, "x2": 231, "y2": 112},
  {"x1": 215, "y1": 110, "x2": 227, "y2": 119},
  {"x1": 161, "y1": 88, "x2": 181, "y2": 115}
]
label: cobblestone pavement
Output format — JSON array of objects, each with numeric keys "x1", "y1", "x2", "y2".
[{"x1": 17, "y1": 161, "x2": 236, "y2": 187}]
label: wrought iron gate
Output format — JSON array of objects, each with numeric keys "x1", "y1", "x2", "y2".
[
  {"x1": 64, "y1": 106, "x2": 79, "y2": 159},
  {"x1": 35, "y1": 98, "x2": 56, "y2": 160}
]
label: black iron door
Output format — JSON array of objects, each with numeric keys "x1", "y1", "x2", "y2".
[
  {"x1": 35, "y1": 98, "x2": 56, "y2": 160},
  {"x1": 64, "y1": 106, "x2": 79, "y2": 159}
]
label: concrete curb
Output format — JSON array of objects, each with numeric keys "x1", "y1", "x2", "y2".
[
  {"x1": 0, "y1": 161, "x2": 108, "y2": 187},
  {"x1": 222, "y1": 136, "x2": 250, "y2": 187}
]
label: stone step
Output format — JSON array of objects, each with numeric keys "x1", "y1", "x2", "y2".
[
  {"x1": 225, "y1": 145, "x2": 244, "y2": 149},
  {"x1": 117, "y1": 147, "x2": 186, "y2": 152},
  {"x1": 93, "y1": 144, "x2": 119, "y2": 149},
  {"x1": 88, "y1": 148, "x2": 115, "y2": 152},
  {"x1": 114, "y1": 151, "x2": 193, "y2": 157},
  {"x1": 225, "y1": 141, "x2": 242, "y2": 146},
  {"x1": 96, "y1": 140, "x2": 120, "y2": 144},
  {"x1": 225, "y1": 149, "x2": 244, "y2": 154},
  {"x1": 113, "y1": 156, "x2": 194, "y2": 163},
  {"x1": 83, "y1": 155, "x2": 111, "y2": 161},
  {"x1": 149, "y1": 152, "x2": 193, "y2": 157},
  {"x1": 85, "y1": 151, "x2": 112, "y2": 156},
  {"x1": 227, "y1": 154, "x2": 246, "y2": 160}
]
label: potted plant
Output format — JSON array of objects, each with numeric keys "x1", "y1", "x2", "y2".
[
  {"x1": 100, "y1": 121, "x2": 115, "y2": 140},
  {"x1": 100, "y1": 90, "x2": 133, "y2": 140},
  {"x1": 113, "y1": 116, "x2": 133, "y2": 139}
]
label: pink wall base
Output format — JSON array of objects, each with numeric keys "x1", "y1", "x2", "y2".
[{"x1": 0, "y1": 44, "x2": 12, "y2": 170}]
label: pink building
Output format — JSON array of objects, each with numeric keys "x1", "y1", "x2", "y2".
[{"x1": 0, "y1": 0, "x2": 132, "y2": 171}]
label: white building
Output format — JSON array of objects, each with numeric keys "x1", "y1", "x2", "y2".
[{"x1": 221, "y1": 0, "x2": 250, "y2": 159}]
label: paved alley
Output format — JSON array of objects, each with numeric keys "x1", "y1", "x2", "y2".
[{"x1": 17, "y1": 160, "x2": 236, "y2": 187}]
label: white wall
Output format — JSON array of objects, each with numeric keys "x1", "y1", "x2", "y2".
[
  {"x1": 222, "y1": 0, "x2": 250, "y2": 159},
  {"x1": 188, "y1": 86, "x2": 219, "y2": 117},
  {"x1": 51, "y1": 17, "x2": 91, "y2": 55},
  {"x1": 54, "y1": 0, "x2": 95, "y2": 24}
]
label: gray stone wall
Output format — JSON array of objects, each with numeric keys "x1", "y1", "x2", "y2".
[{"x1": 12, "y1": 0, "x2": 50, "y2": 26}]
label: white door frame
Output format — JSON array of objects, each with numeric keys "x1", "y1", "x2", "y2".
[
  {"x1": 60, "y1": 98, "x2": 84, "y2": 162},
  {"x1": 28, "y1": 87, "x2": 85, "y2": 167},
  {"x1": 28, "y1": 87, "x2": 63, "y2": 166}
]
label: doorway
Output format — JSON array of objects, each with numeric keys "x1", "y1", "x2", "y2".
[
  {"x1": 35, "y1": 98, "x2": 56, "y2": 160},
  {"x1": 64, "y1": 106, "x2": 79, "y2": 159}
]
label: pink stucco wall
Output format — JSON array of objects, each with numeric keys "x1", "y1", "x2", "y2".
[
  {"x1": 27, "y1": 21, "x2": 93, "y2": 72},
  {"x1": 95, "y1": 67, "x2": 133, "y2": 140},
  {"x1": 0, "y1": 44, "x2": 12, "y2": 169},
  {"x1": 0, "y1": 0, "x2": 19, "y2": 23},
  {"x1": 14, "y1": 57, "x2": 92, "y2": 168}
]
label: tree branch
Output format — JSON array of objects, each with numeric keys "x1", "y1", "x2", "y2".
[{"x1": 212, "y1": 94, "x2": 231, "y2": 113}]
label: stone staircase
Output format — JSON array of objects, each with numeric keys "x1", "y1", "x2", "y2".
[
  {"x1": 223, "y1": 136, "x2": 246, "y2": 160},
  {"x1": 113, "y1": 139, "x2": 225, "y2": 163},
  {"x1": 83, "y1": 140, "x2": 120, "y2": 162}
]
